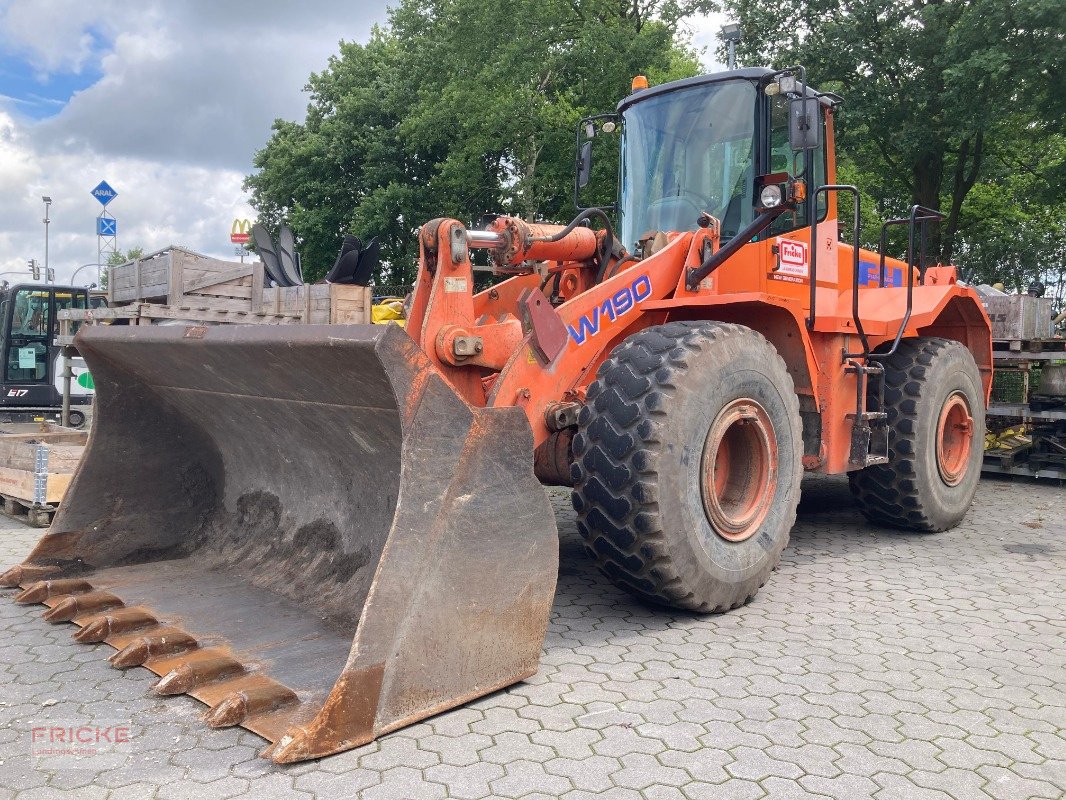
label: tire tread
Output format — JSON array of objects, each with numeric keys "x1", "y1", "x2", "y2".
[
  {"x1": 848, "y1": 337, "x2": 976, "y2": 532},
  {"x1": 572, "y1": 321, "x2": 800, "y2": 612}
]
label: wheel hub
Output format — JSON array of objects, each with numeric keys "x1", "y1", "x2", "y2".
[
  {"x1": 700, "y1": 399, "x2": 778, "y2": 542},
  {"x1": 936, "y1": 391, "x2": 974, "y2": 487}
]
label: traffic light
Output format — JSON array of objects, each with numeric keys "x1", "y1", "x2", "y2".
[
  {"x1": 28, "y1": 259, "x2": 40, "y2": 281},
  {"x1": 47, "y1": 268, "x2": 55, "y2": 283}
]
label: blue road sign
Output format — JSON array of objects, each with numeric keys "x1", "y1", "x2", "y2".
[
  {"x1": 97, "y1": 217, "x2": 117, "y2": 236},
  {"x1": 91, "y1": 180, "x2": 118, "y2": 206}
]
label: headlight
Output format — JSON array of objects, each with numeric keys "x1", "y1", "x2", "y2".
[{"x1": 760, "y1": 185, "x2": 783, "y2": 208}]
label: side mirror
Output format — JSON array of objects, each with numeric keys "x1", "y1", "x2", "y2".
[
  {"x1": 577, "y1": 141, "x2": 592, "y2": 189},
  {"x1": 574, "y1": 113, "x2": 619, "y2": 210},
  {"x1": 789, "y1": 98, "x2": 821, "y2": 150}
]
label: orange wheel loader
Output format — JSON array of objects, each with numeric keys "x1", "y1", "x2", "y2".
[{"x1": 2, "y1": 66, "x2": 991, "y2": 762}]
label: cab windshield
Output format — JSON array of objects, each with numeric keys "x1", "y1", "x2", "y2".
[{"x1": 619, "y1": 80, "x2": 756, "y2": 251}]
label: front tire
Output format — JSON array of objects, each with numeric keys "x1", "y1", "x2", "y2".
[
  {"x1": 849, "y1": 337, "x2": 985, "y2": 531},
  {"x1": 571, "y1": 321, "x2": 803, "y2": 612}
]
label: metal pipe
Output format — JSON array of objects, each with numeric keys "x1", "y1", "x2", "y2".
[
  {"x1": 70, "y1": 263, "x2": 103, "y2": 285},
  {"x1": 42, "y1": 197, "x2": 51, "y2": 285},
  {"x1": 466, "y1": 230, "x2": 504, "y2": 248},
  {"x1": 873, "y1": 205, "x2": 944, "y2": 359},
  {"x1": 60, "y1": 348, "x2": 73, "y2": 428},
  {"x1": 813, "y1": 185, "x2": 868, "y2": 358}
]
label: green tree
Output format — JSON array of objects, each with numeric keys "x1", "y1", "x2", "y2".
[
  {"x1": 953, "y1": 132, "x2": 1065, "y2": 306},
  {"x1": 105, "y1": 247, "x2": 146, "y2": 267},
  {"x1": 247, "y1": 0, "x2": 710, "y2": 284},
  {"x1": 725, "y1": 0, "x2": 1063, "y2": 266}
]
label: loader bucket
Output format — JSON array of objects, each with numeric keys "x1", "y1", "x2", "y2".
[{"x1": 1, "y1": 323, "x2": 558, "y2": 762}]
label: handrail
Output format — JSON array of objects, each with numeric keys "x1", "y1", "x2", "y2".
[
  {"x1": 807, "y1": 185, "x2": 863, "y2": 350},
  {"x1": 873, "y1": 204, "x2": 945, "y2": 359},
  {"x1": 686, "y1": 205, "x2": 787, "y2": 289}
]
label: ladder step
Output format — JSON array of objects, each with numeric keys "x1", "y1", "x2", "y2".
[{"x1": 848, "y1": 411, "x2": 887, "y2": 423}]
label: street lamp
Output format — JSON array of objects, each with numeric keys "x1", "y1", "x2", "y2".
[
  {"x1": 720, "y1": 23, "x2": 742, "y2": 70},
  {"x1": 42, "y1": 196, "x2": 52, "y2": 284},
  {"x1": 69, "y1": 263, "x2": 103, "y2": 286}
]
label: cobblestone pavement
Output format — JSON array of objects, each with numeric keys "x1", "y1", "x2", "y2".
[{"x1": 0, "y1": 475, "x2": 1063, "y2": 799}]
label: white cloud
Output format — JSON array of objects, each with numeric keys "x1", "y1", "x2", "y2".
[
  {"x1": 0, "y1": 1, "x2": 390, "y2": 283},
  {"x1": 0, "y1": 0, "x2": 108, "y2": 76},
  {"x1": 0, "y1": 107, "x2": 256, "y2": 283}
]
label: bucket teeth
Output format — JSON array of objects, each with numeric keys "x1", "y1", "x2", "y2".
[
  {"x1": 153, "y1": 655, "x2": 245, "y2": 696},
  {"x1": 1, "y1": 565, "x2": 59, "y2": 588},
  {"x1": 15, "y1": 579, "x2": 93, "y2": 604},
  {"x1": 268, "y1": 729, "x2": 314, "y2": 764},
  {"x1": 42, "y1": 591, "x2": 123, "y2": 623},
  {"x1": 204, "y1": 682, "x2": 298, "y2": 728},
  {"x1": 109, "y1": 628, "x2": 199, "y2": 668},
  {"x1": 72, "y1": 608, "x2": 158, "y2": 643}
]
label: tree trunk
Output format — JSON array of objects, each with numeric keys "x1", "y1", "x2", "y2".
[
  {"x1": 940, "y1": 131, "x2": 984, "y2": 266},
  {"x1": 911, "y1": 149, "x2": 944, "y2": 265}
]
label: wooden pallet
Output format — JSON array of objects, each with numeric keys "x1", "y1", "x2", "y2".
[
  {"x1": 992, "y1": 338, "x2": 1066, "y2": 360},
  {"x1": 983, "y1": 443, "x2": 1032, "y2": 470},
  {"x1": 0, "y1": 493, "x2": 56, "y2": 527},
  {"x1": 0, "y1": 425, "x2": 85, "y2": 526},
  {"x1": 58, "y1": 281, "x2": 372, "y2": 345}
]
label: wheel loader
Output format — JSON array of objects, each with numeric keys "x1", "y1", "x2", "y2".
[{"x1": 2, "y1": 66, "x2": 991, "y2": 762}]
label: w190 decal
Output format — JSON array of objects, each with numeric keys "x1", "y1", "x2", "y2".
[{"x1": 567, "y1": 274, "x2": 652, "y2": 346}]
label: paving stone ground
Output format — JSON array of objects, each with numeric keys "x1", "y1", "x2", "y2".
[{"x1": 0, "y1": 475, "x2": 1063, "y2": 799}]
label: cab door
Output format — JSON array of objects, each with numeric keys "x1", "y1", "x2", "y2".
[
  {"x1": 760, "y1": 93, "x2": 835, "y2": 298},
  {"x1": 2, "y1": 286, "x2": 55, "y2": 406}
]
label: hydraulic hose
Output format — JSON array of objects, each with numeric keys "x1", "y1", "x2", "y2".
[{"x1": 530, "y1": 208, "x2": 618, "y2": 285}]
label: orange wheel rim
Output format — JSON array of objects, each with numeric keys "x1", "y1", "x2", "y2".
[
  {"x1": 700, "y1": 399, "x2": 778, "y2": 542},
  {"x1": 936, "y1": 391, "x2": 974, "y2": 487}
]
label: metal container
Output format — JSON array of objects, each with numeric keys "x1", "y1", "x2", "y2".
[
  {"x1": 981, "y1": 295, "x2": 1053, "y2": 341},
  {"x1": 1035, "y1": 363, "x2": 1066, "y2": 398}
]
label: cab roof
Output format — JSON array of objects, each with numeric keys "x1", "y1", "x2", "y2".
[{"x1": 617, "y1": 67, "x2": 838, "y2": 113}]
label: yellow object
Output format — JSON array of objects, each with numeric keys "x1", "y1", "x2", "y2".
[
  {"x1": 631, "y1": 75, "x2": 649, "y2": 91},
  {"x1": 984, "y1": 425, "x2": 1030, "y2": 451},
  {"x1": 371, "y1": 298, "x2": 406, "y2": 326}
]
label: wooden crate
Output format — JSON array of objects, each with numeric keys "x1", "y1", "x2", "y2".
[
  {"x1": 0, "y1": 424, "x2": 87, "y2": 523},
  {"x1": 109, "y1": 246, "x2": 261, "y2": 308},
  {"x1": 257, "y1": 283, "x2": 371, "y2": 324},
  {"x1": 107, "y1": 247, "x2": 372, "y2": 324}
]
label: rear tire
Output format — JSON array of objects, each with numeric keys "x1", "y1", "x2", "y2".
[
  {"x1": 849, "y1": 337, "x2": 984, "y2": 532},
  {"x1": 571, "y1": 321, "x2": 803, "y2": 612}
]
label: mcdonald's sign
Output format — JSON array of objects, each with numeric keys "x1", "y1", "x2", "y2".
[{"x1": 230, "y1": 219, "x2": 252, "y2": 244}]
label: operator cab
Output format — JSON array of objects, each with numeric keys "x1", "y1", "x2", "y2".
[
  {"x1": 0, "y1": 283, "x2": 92, "y2": 425},
  {"x1": 579, "y1": 67, "x2": 836, "y2": 254}
]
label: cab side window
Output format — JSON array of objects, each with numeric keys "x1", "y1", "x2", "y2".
[
  {"x1": 768, "y1": 94, "x2": 827, "y2": 237},
  {"x1": 6, "y1": 289, "x2": 51, "y2": 383}
]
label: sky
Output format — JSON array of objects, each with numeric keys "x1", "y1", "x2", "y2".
[{"x1": 0, "y1": 1, "x2": 725, "y2": 285}]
